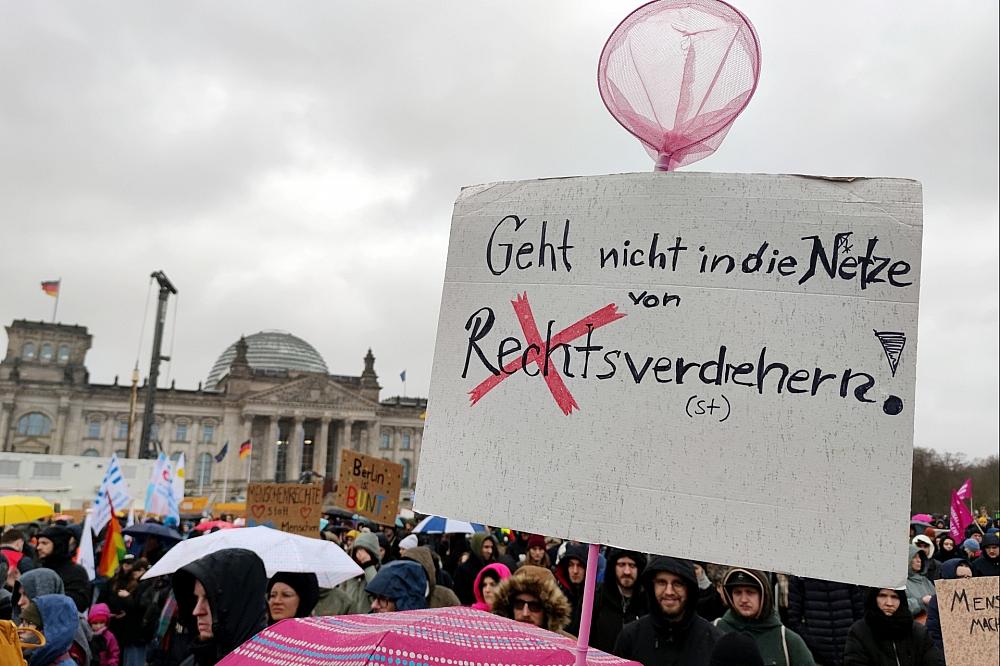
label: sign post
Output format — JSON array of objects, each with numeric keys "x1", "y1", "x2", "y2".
[{"x1": 415, "y1": 172, "x2": 922, "y2": 588}]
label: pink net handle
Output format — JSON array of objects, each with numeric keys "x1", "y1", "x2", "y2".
[{"x1": 598, "y1": 0, "x2": 761, "y2": 171}]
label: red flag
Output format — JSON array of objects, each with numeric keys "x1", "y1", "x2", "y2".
[
  {"x1": 949, "y1": 490, "x2": 974, "y2": 542},
  {"x1": 40, "y1": 280, "x2": 60, "y2": 297},
  {"x1": 955, "y1": 477, "x2": 973, "y2": 502}
]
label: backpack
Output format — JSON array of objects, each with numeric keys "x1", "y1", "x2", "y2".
[{"x1": 0, "y1": 619, "x2": 45, "y2": 666}]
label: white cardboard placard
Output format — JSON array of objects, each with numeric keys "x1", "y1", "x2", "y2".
[{"x1": 415, "y1": 172, "x2": 922, "y2": 587}]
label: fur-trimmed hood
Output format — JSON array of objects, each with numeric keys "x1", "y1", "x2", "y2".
[{"x1": 491, "y1": 564, "x2": 572, "y2": 634}]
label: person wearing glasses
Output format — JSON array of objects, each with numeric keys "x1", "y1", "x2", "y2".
[{"x1": 490, "y1": 565, "x2": 573, "y2": 636}]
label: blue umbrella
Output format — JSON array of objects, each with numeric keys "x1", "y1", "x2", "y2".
[
  {"x1": 411, "y1": 515, "x2": 486, "y2": 534},
  {"x1": 123, "y1": 522, "x2": 182, "y2": 542}
]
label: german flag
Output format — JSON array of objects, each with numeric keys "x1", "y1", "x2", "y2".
[
  {"x1": 238, "y1": 439, "x2": 252, "y2": 459},
  {"x1": 41, "y1": 280, "x2": 60, "y2": 297}
]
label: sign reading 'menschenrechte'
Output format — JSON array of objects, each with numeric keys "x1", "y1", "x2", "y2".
[{"x1": 415, "y1": 172, "x2": 922, "y2": 588}]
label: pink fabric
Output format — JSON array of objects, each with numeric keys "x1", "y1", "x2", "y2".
[
  {"x1": 955, "y1": 478, "x2": 973, "y2": 502},
  {"x1": 598, "y1": 0, "x2": 761, "y2": 170},
  {"x1": 949, "y1": 490, "x2": 974, "y2": 542},
  {"x1": 910, "y1": 513, "x2": 933, "y2": 523},
  {"x1": 471, "y1": 562, "x2": 512, "y2": 611},
  {"x1": 218, "y1": 607, "x2": 641, "y2": 665}
]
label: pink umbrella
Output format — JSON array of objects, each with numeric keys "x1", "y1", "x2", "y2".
[
  {"x1": 219, "y1": 607, "x2": 641, "y2": 666},
  {"x1": 911, "y1": 513, "x2": 933, "y2": 523},
  {"x1": 191, "y1": 520, "x2": 235, "y2": 532}
]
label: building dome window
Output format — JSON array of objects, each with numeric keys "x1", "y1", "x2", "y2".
[
  {"x1": 205, "y1": 330, "x2": 328, "y2": 390},
  {"x1": 17, "y1": 412, "x2": 52, "y2": 437}
]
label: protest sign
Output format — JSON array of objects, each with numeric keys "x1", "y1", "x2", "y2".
[
  {"x1": 335, "y1": 450, "x2": 402, "y2": 525},
  {"x1": 246, "y1": 483, "x2": 323, "y2": 537},
  {"x1": 934, "y1": 577, "x2": 1000, "y2": 666},
  {"x1": 415, "y1": 172, "x2": 922, "y2": 587}
]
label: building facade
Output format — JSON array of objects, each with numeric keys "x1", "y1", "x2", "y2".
[{"x1": 0, "y1": 320, "x2": 426, "y2": 506}]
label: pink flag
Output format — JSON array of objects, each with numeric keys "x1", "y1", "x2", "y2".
[
  {"x1": 949, "y1": 490, "x2": 974, "y2": 542},
  {"x1": 955, "y1": 477, "x2": 973, "y2": 502}
]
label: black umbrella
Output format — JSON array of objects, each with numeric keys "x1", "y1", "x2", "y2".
[{"x1": 123, "y1": 522, "x2": 182, "y2": 541}]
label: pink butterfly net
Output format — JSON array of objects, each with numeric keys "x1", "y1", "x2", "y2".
[{"x1": 598, "y1": 0, "x2": 761, "y2": 171}]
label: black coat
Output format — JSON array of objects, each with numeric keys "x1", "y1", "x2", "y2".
[
  {"x1": 38, "y1": 524, "x2": 93, "y2": 613},
  {"x1": 612, "y1": 555, "x2": 721, "y2": 666},
  {"x1": 843, "y1": 619, "x2": 943, "y2": 666},
  {"x1": 590, "y1": 548, "x2": 648, "y2": 652},
  {"x1": 970, "y1": 553, "x2": 999, "y2": 577},
  {"x1": 107, "y1": 579, "x2": 155, "y2": 647},
  {"x1": 172, "y1": 548, "x2": 267, "y2": 666},
  {"x1": 787, "y1": 576, "x2": 865, "y2": 666}
]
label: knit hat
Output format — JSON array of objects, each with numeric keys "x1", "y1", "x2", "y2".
[
  {"x1": 709, "y1": 631, "x2": 764, "y2": 666},
  {"x1": 88, "y1": 603, "x2": 111, "y2": 623},
  {"x1": 982, "y1": 533, "x2": 1000, "y2": 548},
  {"x1": 963, "y1": 538, "x2": 981, "y2": 553},
  {"x1": 21, "y1": 600, "x2": 43, "y2": 628},
  {"x1": 399, "y1": 534, "x2": 419, "y2": 550},
  {"x1": 526, "y1": 534, "x2": 546, "y2": 550}
]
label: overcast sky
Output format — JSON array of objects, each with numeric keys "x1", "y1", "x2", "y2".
[{"x1": 2, "y1": 1, "x2": 997, "y2": 459}]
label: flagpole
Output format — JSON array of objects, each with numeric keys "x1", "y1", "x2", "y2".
[{"x1": 52, "y1": 277, "x2": 61, "y2": 323}]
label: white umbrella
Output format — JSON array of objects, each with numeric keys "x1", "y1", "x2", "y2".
[
  {"x1": 141, "y1": 526, "x2": 363, "y2": 588},
  {"x1": 411, "y1": 515, "x2": 486, "y2": 534}
]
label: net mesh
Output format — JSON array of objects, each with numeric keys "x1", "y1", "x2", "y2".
[{"x1": 598, "y1": 0, "x2": 761, "y2": 171}]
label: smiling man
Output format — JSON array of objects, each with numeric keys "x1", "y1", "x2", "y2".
[
  {"x1": 715, "y1": 568, "x2": 815, "y2": 666},
  {"x1": 172, "y1": 548, "x2": 267, "y2": 666}
]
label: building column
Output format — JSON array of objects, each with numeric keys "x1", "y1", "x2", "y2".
[
  {"x1": 289, "y1": 416, "x2": 304, "y2": 482},
  {"x1": 367, "y1": 419, "x2": 380, "y2": 457},
  {"x1": 266, "y1": 416, "x2": 280, "y2": 482},
  {"x1": 53, "y1": 403, "x2": 70, "y2": 455},
  {"x1": 333, "y1": 419, "x2": 353, "y2": 479},
  {"x1": 316, "y1": 418, "x2": 330, "y2": 480},
  {"x1": 0, "y1": 402, "x2": 13, "y2": 452}
]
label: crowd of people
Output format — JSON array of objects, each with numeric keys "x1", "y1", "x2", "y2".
[{"x1": 0, "y1": 509, "x2": 996, "y2": 666}]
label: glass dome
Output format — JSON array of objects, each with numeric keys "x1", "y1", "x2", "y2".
[{"x1": 205, "y1": 330, "x2": 328, "y2": 389}]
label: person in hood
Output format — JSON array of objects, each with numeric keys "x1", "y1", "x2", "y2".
[
  {"x1": 909, "y1": 536, "x2": 940, "y2": 581},
  {"x1": 970, "y1": 532, "x2": 1000, "y2": 577},
  {"x1": 17, "y1": 568, "x2": 93, "y2": 666},
  {"x1": 452, "y1": 533, "x2": 499, "y2": 606},
  {"x1": 843, "y1": 588, "x2": 943, "y2": 665},
  {"x1": 709, "y1": 631, "x2": 766, "y2": 666},
  {"x1": 35, "y1": 526, "x2": 92, "y2": 613},
  {"x1": 171, "y1": 548, "x2": 267, "y2": 666},
  {"x1": 713, "y1": 568, "x2": 814, "y2": 666},
  {"x1": 931, "y1": 535, "x2": 957, "y2": 563},
  {"x1": 924, "y1": 558, "x2": 972, "y2": 652},
  {"x1": 491, "y1": 565, "x2": 572, "y2": 636},
  {"x1": 613, "y1": 556, "x2": 721, "y2": 666},
  {"x1": 266, "y1": 572, "x2": 319, "y2": 623},
  {"x1": 517, "y1": 534, "x2": 552, "y2": 571},
  {"x1": 786, "y1": 575, "x2": 865, "y2": 666},
  {"x1": 904, "y1": 545, "x2": 935, "y2": 619},
  {"x1": 554, "y1": 543, "x2": 589, "y2": 636},
  {"x1": 88, "y1": 603, "x2": 121, "y2": 666},
  {"x1": 313, "y1": 531, "x2": 381, "y2": 616},
  {"x1": 471, "y1": 562, "x2": 511, "y2": 611},
  {"x1": 590, "y1": 549, "x2": 648, "y2": 653},
  {"x1": 365, "y1": 560, "x2": 428, "y2": 612},
  {"x1": 401, "y1": 546, "x2": 462, "y2": 609},
  {"x1": 104, "y1": 557, "x2": 152, "y2": 666},
  {"x1": 22, "y1": 594, "x2": 79, "y2": 666}
]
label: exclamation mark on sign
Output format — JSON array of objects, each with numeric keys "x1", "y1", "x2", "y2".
[{"x1": 874, "y1": 330, "x2": 906, "y2": 415}]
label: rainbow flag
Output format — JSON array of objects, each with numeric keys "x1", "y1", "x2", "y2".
[
  {"x1": 239, "y1": 439, "x2": 252, "y2": 459},
  {"x1": 97, "y1": 494, "x2": 126, "y2": 578},
  {"x1": 40, "y1": 280, "x2": 60, "y2": 297}
]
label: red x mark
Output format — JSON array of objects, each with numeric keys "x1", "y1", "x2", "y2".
[{"x1": 468, "y1": 292, "x2": 626, "y2": 415}]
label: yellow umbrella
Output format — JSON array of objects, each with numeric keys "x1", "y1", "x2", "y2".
[{"x1": 0, "y1": 495, "x2": 55, "y2": 525}]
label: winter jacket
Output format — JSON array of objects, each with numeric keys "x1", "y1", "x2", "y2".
[
  {"x1": 786, "y1": 576, "x2": 865, "y2": 666},
  {"x1": 589, "y1": 549, "x2": 648, "y2": 653},
  {"x1": 554, "y1": 543, "x2": 589, "y2": 636},
  {"x1": 365, "y1": 560, "x2": 428, "y2": 611},
  {"x1": 470, "y1": 562, "x2": 511, "y2": 611},
  {"x1": 90, "y1": 628, "x2": 121, "y2": 666},
  {"x1": 613, "y1": 556, "x2": 722, "y2": 666},
  {"x1": 402, "y1": 546, "x2": 462, "y2": 609},
  {"x1": 904, "y1": 546, "x2": 936, "y2": 617},
  {"x1": 313, "y1": 532, "x2": 381, "y2": 616},
  {"x1": 172, "y1": 548, "x2": 267, "y2": 666},
  {"x1": 842, "y1": 589, "x2": 943, "y2": 666},
  {"x1": 19, "y1": 568, "x2": 93, "y2": 666},
  {"x1": 491, "y1": 565, "x2": 573, "y2": 636},
  {"x1": 37, "y1": 526, "x2": 93, "y2": 613},
  {"x1": 30, "y1": 594, "x2": 79, "y2": 666},
  {"x1": 107, "y1": 579, "x2": 155, "y2": 648},
  {"x1": 714, "y1": 568, "x2": 814, "y2": 666},
  {"x1": 924, "y1": 558, "x2": 969, "y2": 653},
  {"x1": 453, "y1": 533, "x2": 499, "y2": 606},
  {"x1": 970, "y1": 533, "x2": 1000, "y2": 577}
]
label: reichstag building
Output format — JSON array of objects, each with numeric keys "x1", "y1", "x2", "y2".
[{"x1": 0, "y1": 319, "x2": 426, "y2": 503}]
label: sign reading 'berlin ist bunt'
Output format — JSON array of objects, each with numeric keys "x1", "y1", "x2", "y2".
[
  {"x1": 335, "y1": 450, "x2": 402, "y2": 525},
  {"x1": 415, "y1": 172, "x2": 922, "y2": 588}
]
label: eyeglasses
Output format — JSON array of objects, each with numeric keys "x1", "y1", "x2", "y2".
[{"x1": 511, "y1": 598, "x2": 543, "y2": 613}]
